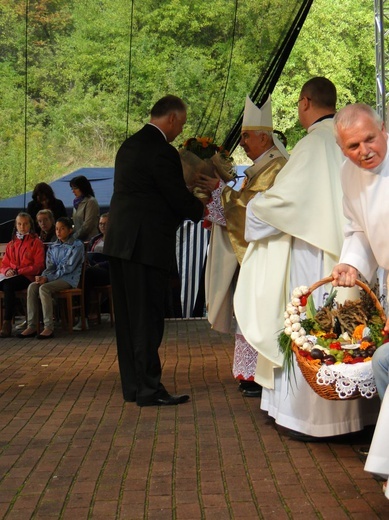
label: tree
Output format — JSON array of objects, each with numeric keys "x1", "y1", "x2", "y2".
[
  {"x1": 0, "y1": 0, "x2": 378, "y2": 198},
  {"x1": 271, "y1": 0, "x2": 375, "y2": 148}
]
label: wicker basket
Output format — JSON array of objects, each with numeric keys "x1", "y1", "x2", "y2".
[{"x1": 292, "y1": 276, "x2": 386, "y2": 400}]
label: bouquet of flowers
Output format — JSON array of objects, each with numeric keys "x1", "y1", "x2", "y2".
[
  {"x1": 278, "y1": 277, "x2": 387, "y2": 399},
  {"x1": 178, "y1": 137, "x2": 236, "y2": 197},
  {"x1": 179, "y1": 137, "x2": 226, "y2": 160}
]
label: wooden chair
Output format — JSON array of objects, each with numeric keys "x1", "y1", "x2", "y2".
[
  {"x1": 90, "y1": 284, "x2": 114, "y2": 327},
  {"x1": 55, "y1": 253, "x2": 87, "y2": 333}
]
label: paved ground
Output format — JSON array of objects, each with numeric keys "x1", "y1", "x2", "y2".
[{"x1": 0, "y1": 318, "x2": 388, "y2": 520}]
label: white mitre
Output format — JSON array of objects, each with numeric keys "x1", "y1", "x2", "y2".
[{"x1": 242, "y1": 95, "x2": 289, "y2": 159}]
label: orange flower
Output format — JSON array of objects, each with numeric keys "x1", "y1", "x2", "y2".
[
  {"x1": 198, "y1": 137, "x2": 212, "y2": 147},
  {"x1": 352, "y1": 324, "x2": 365, "y2": 341},
  {"x1": 180, "y1": 136, "x2": 231, "y2": 162},
  {"x1": 360, "y1": 340, "x2": 372, "y2": 351}
]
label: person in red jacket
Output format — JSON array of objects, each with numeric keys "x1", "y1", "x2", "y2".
[{"x1": 0, "y1": 212, "x2": 45, "y2": 337}]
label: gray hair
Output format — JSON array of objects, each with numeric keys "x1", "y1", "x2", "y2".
[
  {"x1": 253, "y1": 130, "x2": 273, "y2": 138},
  {"x1": 334, "y1": 103, "x2": 383, "y2": 141}
]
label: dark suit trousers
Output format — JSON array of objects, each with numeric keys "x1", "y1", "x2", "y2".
[{"x1": 109, "y1": 257, "x2": 169, "y2": 403}]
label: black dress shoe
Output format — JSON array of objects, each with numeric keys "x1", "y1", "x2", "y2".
[
  {"x1": 287, "y1": 429, "x2": 322, "y2": 442},
  {"x1": 242, "y1": 387, "x2": 262, "y2": 398},
  {"x1": 17, "y1": 331, "x2": 37, "y2": 339},
  {"x1": 357, "y1": 446, "x2": 370, "y2": 456},
  {"x1": 137, "y1": 393, "x2": 190, "y2": 407},
  {"x1": 239, "y1": 381, "x2": 262, "y2": 397}
]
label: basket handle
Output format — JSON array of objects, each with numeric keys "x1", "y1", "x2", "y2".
[{"x1": 308, "y1": 276, "x2": 386, "y2": 322}]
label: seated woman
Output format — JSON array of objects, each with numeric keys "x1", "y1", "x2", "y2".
[
  {"x1": 36, "y1": 209, "x2": 56, "y2": 242},
  {"x1": 83, "y1": 213, "x2": 110, "y2": 323},
  {"x1": 70, "y1": 175, "x2": 99, "y2": 241},
  {"x1": 28, "y1": 182, "x2": 67, "y2": 223},
  {"x1": 18, "y1": 217, "x2": 84, "y2": 339},
  {"x1": 0, "y1": 212, "x2": 45, "y2": 337}
]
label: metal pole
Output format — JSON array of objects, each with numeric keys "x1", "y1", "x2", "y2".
[{"x1": 375, "y1": 0, "x2": 387, "y2": 123}]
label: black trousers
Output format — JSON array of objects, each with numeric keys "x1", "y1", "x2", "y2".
[
  {"x1": 84, "y1": 266, "x2": 110, "y2": 315},
  {"x1": 0, "y1": 275, "x2": 31, "y2": 320},
  {"x1": 109, "y1": 257, "x2": 169, "y2": 404}
]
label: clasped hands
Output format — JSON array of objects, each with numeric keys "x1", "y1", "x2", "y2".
[{"x1": 35, "y1": 275, "x2": 48, "y2": 285}]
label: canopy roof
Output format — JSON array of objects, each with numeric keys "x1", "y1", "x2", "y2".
[
  {"x1": 0, "y1": 168, "x2": 113, "y2": 241},
  {"x1": 0, "y1": 165, "x2": 247, "y2": 241},
  {"x1": 0, "y1": 168, "x2": 113, "y2": 215}
]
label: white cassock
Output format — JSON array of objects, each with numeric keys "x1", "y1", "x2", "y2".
[
  {"x1": 234, "y1": 118, "x2": 380, "y2": 436},
  {"x1": 365, "y1": 386, "x2": 389, "y2": 499},
  {"x1": 339, "y1": 142, "x2": 389, "y2": 493},
  {"x1": 339, "y1": 139, "x2": 389, "y2": 277}
]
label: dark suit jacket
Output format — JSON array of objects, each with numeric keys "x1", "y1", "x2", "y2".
[{"x1": 104, "y1": 124, "x2": 204, "y2": 271}]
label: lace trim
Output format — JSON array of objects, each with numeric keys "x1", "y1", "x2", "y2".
[
  {"x1": 205, "y1": 180, "x2": 226, "y2": 226},
  {"x1": 232, "y1": 333, "x2": 258, "y2": 379},
  {"x1": 316, "y1": 360, "x2": 376, "y2": 399}
]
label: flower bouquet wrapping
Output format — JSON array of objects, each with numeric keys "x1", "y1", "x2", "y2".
[
  {"x1": 278, "y1": 276, "x2": 388, "y2": 400},
  {"x1": 179, "y1": 137, "x2": 236, "y2": 198}
]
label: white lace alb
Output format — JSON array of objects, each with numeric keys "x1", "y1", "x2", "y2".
[
  {"x1": 233, "y1": 333, "x2": 258, "y2": 379},
  {"x1": 205, "y1": 181, "x2": 227, "y2": 226}
]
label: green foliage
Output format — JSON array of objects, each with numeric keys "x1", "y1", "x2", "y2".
[
  {"x1": 369, "y1": 319, "x2": 386, "y2": 347},
  {"x1": 272, "y1": 0, "x2": 375, "y2": 147},
  {"x1": 0, "y1": 0, "x2": 378, "y2": 199},
  {"x1": 300, "y1": 318, "x2": 319, "y2": 334}
]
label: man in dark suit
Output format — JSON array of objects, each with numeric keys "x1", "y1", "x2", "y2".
[{"x1": 104, "y1": 95, "x2": 204, "y2": 406}]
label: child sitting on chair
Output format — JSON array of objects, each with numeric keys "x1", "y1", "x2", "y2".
[{"x1": 18, "y1": 217, "x2": 84, "y2": 339}]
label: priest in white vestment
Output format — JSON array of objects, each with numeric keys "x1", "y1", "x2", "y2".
[
  {"x1": 234, "y1": 78, "x2": 379, "y2": 439},
  {"x1": 198, "y1": 96, "x2": 288, "y2": 397},
  {"x1": 332, "y1": 103, "x2": 389, "y2": 497}
]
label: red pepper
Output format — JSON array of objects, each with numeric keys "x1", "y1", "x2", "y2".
[
  {"x1": 330, "y1": 341, "x2": 342, "y2": 350},
  {"x1": 350, "y1": 356, "x2": 365, "y2": 364}
]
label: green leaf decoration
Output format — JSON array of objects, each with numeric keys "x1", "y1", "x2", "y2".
[
  {"x1": 278, "y1": 331, "x2": 296, "y2": 385},
  {"x1": 323, "y1": 288, "x2": 337, "y2": 308},
  {"x1": 306, "y1": 294, "x2": 316, "y2": 319}
]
